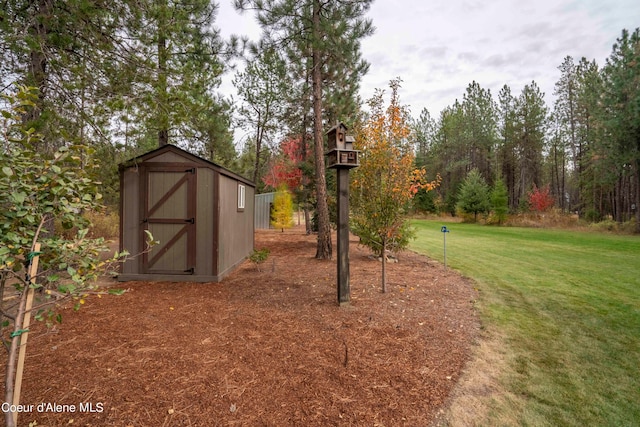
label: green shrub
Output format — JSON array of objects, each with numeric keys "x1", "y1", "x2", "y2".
[
  {"x1": 412, "y1": 187, "x2": 438, "y2": 214},
  {"x1": 584, "y1": 208, "x2": 602, "y2": 223},
  {"x1": 249, "y1": 248, "x2": 270, "y2": 271}
]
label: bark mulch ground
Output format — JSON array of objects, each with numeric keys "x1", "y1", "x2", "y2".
[{"x1": 13, "y1": 226, "x2": 479, "y2": 426}]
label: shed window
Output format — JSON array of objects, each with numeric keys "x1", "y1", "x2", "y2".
[{"x1": 238, "y1": 184, "x2": 245, "y2": 211}]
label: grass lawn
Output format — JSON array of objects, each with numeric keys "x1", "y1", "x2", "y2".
[{"x1": 410, "y1": 220, "x2": 640, "y2": 426}]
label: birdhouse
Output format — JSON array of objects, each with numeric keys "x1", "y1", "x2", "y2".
[
  {"x1": 327, "y1": 122, "x2": 359, "y2": 169},
  {"x1": 345, "y1": 135, "x2": 355, "y2": 150},
  {"x1": 327, "y1": 122, "x2": 348, "y2": 151}
]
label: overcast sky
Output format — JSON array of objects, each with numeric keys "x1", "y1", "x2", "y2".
[{"x1": 217, "y1": 0, "x2": 640, "y2": 126}]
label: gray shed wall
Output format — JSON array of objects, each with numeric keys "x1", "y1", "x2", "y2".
[
  {"x1": 254, "y1": 192, "x2": 275, "y2": 229},
  {"x1": 217, "y1": 175, "x2": 255, "y2": 279}
]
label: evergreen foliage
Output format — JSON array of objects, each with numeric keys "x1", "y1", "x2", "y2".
[
  {"x1": 490, "y1": 178, "x2": 509, "y2": 224},
  {"x1": 1, "y1": 2, "x2": 638, "y2": 230},
  {"x1": 414, "y1": 28, "x2": 639, "y2": 228},
  {"x1": 0, "y1": 87, "x2": 134, "y2": 427},
  {"x1": 601, "y1": 28, "x2": 640, "y2": 231},
  {"x1": 0, "y1": 0, "x2": 232, "y2": 155},
  {"x1": 235, "y1": 0, "x2": 374, "y2": 259},
  {"x1": 234, "y1": 48, "x2": 289, "y2": 184},
  {"x1": 457, "y1": 168, "x2": 491, "y2": 222}
]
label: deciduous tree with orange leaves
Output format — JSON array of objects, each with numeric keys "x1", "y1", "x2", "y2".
[{"x1": 351, "y1": 78, "x2": 439, "y2": 292}]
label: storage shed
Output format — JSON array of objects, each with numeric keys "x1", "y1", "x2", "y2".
[{"x1": 118, "y1": 144, "x2": 255, "y2": 282}]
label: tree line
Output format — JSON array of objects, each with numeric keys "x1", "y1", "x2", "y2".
[
  {"x1": 1, "y1": 0, "x2": 638, "y2": 248},
  {"x1": 1, "y1": 0, "x2": 237, "y2": 206},
  {"x1": 412, "y1": 29, "x2": 639, "y2": 232},
  {"x1": 1, "y1": 0, "x2": 375, "y2": 259}
]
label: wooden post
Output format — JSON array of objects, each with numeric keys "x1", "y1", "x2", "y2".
[
  {"x1": 326, "y1": 122, "x2": 358, "y2": 305},
  {"x1": 12, "y1": 242, "x2": 40, "y2": 426},
  {"x1": 337, "y1": 168, "x2": 350, "y2": 305}
]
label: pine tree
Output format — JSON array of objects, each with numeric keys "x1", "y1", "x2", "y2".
[
  {"x1": 192, "y1": 95, "x2": 237, "y2": 170},
  {"x1": 491, "y1": 178, "x2": 509, "y2": 225},
  {"x1": 235, "y1": 0, "x2": 374, "y2": 259},
  {"x1": 457, "y1": 168, "x2": 491, "y2": 222},
  {"x1": 412, "y1": 108, "x2": 436, "y2": 168},
  {"x1": 234, "y1": 48, "x2": 289, "y2": 184},
  {"x1": 462, "y1": 81, "x2": 498, "y2": 181},
  {"x1": 575, "y1": 58, "x2": 607, "y2": 220},
  {"x1": 121, "y1": 0, "x2": 226, "y2": 148},
  {"x1": 547, "y1": 111, "x2": 567, "y2": 211},
  {"x1": 514, "y1": 82, "x2": 548, "y2": 206},
  {"x1": 602, "y1": 28, "x2": 640, "y2": 230},
  {"x1": 431, "y1": 101, "x2": 467, "y2": 209},
  {"x1": 498, "y1": 84, "x2": 519, "y2": 211},
  {"x1": 553, "y1": 56, "x2": 578, "y2": 212},
  {"x1": 0, "y1": 0, "x2": 233, "y2": 204},
  {"x1": 0, "y1": 0, "x2": 127, "y2": 151}
]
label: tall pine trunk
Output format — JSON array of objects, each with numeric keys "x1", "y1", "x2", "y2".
[
  {"x1": 562, "y1": 151, "x2": 566, "y2": 212},
  {"x1": 312, "y1": 0, "x2": 331, "y2": 260},
  {"x1": 157, "y1": 0, "x2": 169, "y2": 147},
  {"x1": 615, "y1": 176, "x2": 623, "y2": 223},
  {"x1": 253, "y1": 115, "x2": 264, "y2": 184},
  {"x1": 23, "y1": 0, "x2": 51, "y2": 136},
  {"x1": 300, "y1": 111, "x2": 313, "y2": 235}
]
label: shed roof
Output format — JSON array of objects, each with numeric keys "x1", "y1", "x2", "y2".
[{"x1": 119, "y1": 144, "x2": 255, "y2": 187}]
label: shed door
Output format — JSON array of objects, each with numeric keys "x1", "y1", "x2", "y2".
[{"x1": 141, "y1": 165, "x2": 197, "y2": 275}]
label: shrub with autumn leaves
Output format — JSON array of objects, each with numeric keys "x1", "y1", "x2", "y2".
[
  {"x1": 528, "y1": 184, "x2": 555, "y2": 213},
  {"x1": 271, "y1": 184, "x2": 294, "y2": 232},
  {"x1": 351, "y1": 78, "x2": 439, "y2": 292}
]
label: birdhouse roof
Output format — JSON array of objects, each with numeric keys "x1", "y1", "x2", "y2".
[{"x1": 326, "y1": 122, "x2": 348, "y2": 135}]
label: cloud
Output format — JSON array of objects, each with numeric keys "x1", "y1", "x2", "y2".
[
  {"x1": 517, "y1": 22, "x2": 557, "y2": 40},
  {"x1": 457, "y1": 51, "x2": 480, "y2": 62},
  {"x1": 481, "y1": 53, "x2": 519, "y2": 69},
  {"x1": 418, "y1": 46, "x2": 449, "y2": 59},
  {"x1": 216, "y1": 0, "x2": 640, "y2": 134},
  {"x1": 365, "y1": 51, "x2": 394, "y2": 68}
]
